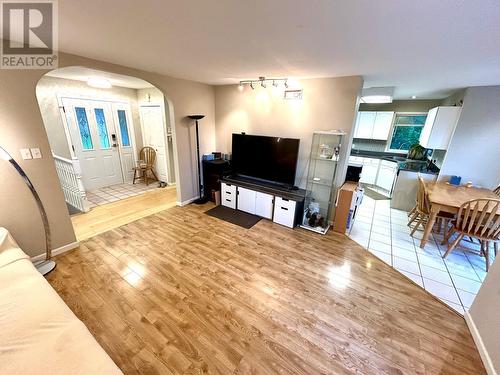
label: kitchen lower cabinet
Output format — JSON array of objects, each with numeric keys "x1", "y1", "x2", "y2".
[
  {"x1": 359, "y1": 158, "x2": 379, "y2": 185},
  {"x1": 376, "y1": 161, "x2": 398, "y2": 192},
  {"x1": 391, "y1": 171, "x2": 437, "y2": 211}
]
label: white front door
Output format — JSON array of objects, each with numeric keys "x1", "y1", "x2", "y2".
[
  {"x1": 63, "y1": 98, "x2": 124, "y2": 190},
  {"x1": 140, "y1": 105, "x2": 168, "y2": 183}
]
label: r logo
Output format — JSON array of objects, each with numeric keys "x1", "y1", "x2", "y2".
[
  {"x1": 1, "y1": 1, "x2": 57, "y2": 68},
  {"x1": 2, "y1": 2, "x2": 53, "y2": 54}
]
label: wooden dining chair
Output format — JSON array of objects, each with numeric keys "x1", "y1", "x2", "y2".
[
  {"x1": 442, "y1": 198, "x2": 500, "y2": 272},
  {"x1": 407, "y1": 176, "x2": 454, "y2": 237},
  {"x1": 494, "y1": 184, "x2": 500, "y2": 196},
  {"x1": 132, "y1": 147, "x2": 158, "y2": 186}
]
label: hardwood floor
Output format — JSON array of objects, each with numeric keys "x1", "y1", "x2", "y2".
[
  {"x1": 48, "y1": 203, "x2": 485, "y2": 374},
  {"x1": 71, "y1": 187, "x2": 177, "y2": 241}
]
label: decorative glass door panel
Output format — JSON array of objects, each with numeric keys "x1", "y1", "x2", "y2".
[
  {"x1": 63, "y1": 98, "x2": 125, "y2": 190},
  {"x1": 94, "y1": 108, "x2": 111, "y2": 149}
]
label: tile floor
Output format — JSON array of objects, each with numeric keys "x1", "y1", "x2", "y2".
[
  {"x1": 85, "y1": 182, "x2": 159, "y2": 208},
  {"x1": 349, "y1": 196, "x2": 494, "y2": 315}
]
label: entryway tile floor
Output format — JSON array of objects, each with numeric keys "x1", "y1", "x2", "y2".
[
  {"x1": 349, "y1": 196, "x2": 493, "y2": 315},
  {"x1": 86, "y1": 182, "x2": 159, "y2": 208}
]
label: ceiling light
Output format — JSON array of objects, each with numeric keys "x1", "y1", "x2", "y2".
[
  {"x1": 272, "y1": 80, "x2": 278, "y2": 87},
  {"x1": 87, "y1": 77, "x2": 112, "y2": 89},
  {"x1": 284, "y1": 80, "x2": 289, "y2": 89},
  {"x1": 261, "y1": 81, "x2": 266, "y2": 88},
  {"x1": 360, "y1": 87, "x2": 394, "y2": 104},
  {"x1": 250, "y1": 82, "x2": 254, "y2": 90},
  {"x1": 411, "y1": 95, "x2": 417, "y2": 99}
]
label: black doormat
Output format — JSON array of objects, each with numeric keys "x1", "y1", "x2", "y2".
[{"x1": 205, "y1": 205, "x2": 262, "y2": 229}]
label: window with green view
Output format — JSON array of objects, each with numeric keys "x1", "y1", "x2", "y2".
[{"x1": 388, "y1": 114, "x2": 427, "y2": 151}]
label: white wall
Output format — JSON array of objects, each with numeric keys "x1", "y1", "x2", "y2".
[
  {"x1": 36, "y1": 76, "x2": 143, "y2": 159},
  {"x1": 468, "y1": 258, "x2": 500, "y2": 374},
  {"x1": 439, "y1": 86, "x2": 500, "y2": 189},
  {"x1": 215, "y1": 77, "x2": 363, "y2": 190}
]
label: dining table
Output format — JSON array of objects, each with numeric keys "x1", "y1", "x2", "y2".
[{"x1": 420, "y1": 181, "x2": 500, "y2": 248}]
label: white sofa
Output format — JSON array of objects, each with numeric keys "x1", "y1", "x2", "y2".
[{"x1": 0, "y1": 228, "x2": 122, "y2": 374}]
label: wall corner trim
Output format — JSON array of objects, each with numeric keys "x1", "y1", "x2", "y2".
[
  {"x1": 30, "y1": 241, "x2": 80, "y2": 263},
  {"x1": 465, "y1": 311, "x2": 497, "y2": 375}
]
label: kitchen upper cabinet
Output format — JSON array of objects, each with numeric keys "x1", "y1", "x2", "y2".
[
  {"x1": 353, "y1": 111, "x2": 394, "y2": 140},
  {"x1": 419, "y1": 106, "x2": 461, "y2": 150},
  {"x1": 372, "y1": 112, "x2": 394, "y2": 140},
  {"x1": 355, "y1": 112, "x2": 376, "y2": 138}
]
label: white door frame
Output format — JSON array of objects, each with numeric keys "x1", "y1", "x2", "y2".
[{"x1": 57, "y1": 94, "x2": 138, "y2": 189}]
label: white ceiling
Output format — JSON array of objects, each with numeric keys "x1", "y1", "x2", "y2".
[
  {"x1": 46, "y1": 67, "x2": 154, "y2": 89},
  {"x1": 58, "y1": 0, "x2": 500, "y2": 99}
]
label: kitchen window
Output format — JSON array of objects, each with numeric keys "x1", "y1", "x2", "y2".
[{"x1": 387, "y1": 114, "x2": 427, "y2": 152}]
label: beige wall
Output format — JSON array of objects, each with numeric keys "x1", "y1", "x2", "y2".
[
  {"x1": 439, "y1": 86, "x2": 500, "y2": 189},
  {"x1": 469, "y1": 259, "x2": 500, "y2": 373},
  {"x1": 215, "y1": 76, "x2": 363, "y2": 190},
  {"x1": 36, "y1": 76, "x2": 143, "y2": 159},
  {"x1": 0, "y1": 51, "x2": 215, "y2": 257},
  {"x1": 359, "y1": 99, "x2": 441, "y2": 113}
]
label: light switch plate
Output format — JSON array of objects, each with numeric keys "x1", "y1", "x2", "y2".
[
  {"x1": 30, "y1": 148, "x2": 42, "y2": 159},
  {"x1": 20, "y1": 148, "x2": 32, "y2": 160}
]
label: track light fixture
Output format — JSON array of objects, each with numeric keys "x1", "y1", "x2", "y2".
[{"x1": 238, "y1": 76, "x2": 289, "y2": 90}]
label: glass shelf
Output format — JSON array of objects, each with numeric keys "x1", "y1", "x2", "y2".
[{"x1": 300, "y1": 130, "x2": 345, "y2": 235}]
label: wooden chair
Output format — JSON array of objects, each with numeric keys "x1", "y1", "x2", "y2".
[
  {"x1": 132, "y1": 147, "x2": 158, "y2": 186},
  {"x1": 442, "y1": 198, "x2": 500, "y2": 272},
  {"x1": 494, "y1": 184, "x2": 500, "y2": 196},
  {"x1": 407, "y1": 176, "x2": 454, "y2": 237}
]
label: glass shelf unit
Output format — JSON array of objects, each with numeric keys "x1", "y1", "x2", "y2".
[{"x1": 300, "y1": 130, "x2": 345, "y2": 234}]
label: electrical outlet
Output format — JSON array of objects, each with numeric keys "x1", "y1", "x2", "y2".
[
  {"x1": 20, "y1": 148, "x2": 32, "y2": 160},
  {"x1": 30, "y1": 148, "x2": 42, "y2": 159}
]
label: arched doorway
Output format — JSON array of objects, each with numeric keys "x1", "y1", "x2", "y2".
[{"x1": 36, "y1": 66, "x2": 180, "y2": 239}]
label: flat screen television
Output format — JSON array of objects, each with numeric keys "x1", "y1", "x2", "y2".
[{"x1": 231, "y1": 133, "x2": 300, "y2": 187}]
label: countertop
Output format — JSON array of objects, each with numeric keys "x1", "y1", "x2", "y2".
[{"x1": 350, "y1": 150, "x2": 440, "y2": 175}]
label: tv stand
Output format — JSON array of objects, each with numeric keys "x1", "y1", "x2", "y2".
[{"x1": 220, "y1": 176, "x2": 306, "y2": 228}]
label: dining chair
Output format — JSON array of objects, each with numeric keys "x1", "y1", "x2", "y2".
[
  {"x1": 494, "y1": 184, "x2": 500, "y2": 196},
  {"x1": 132, "y1": 147, "x2": 158, "y2": 186},
  {"x1": 408, "y1": 176, "x2": 454, "y2": 237},
  {"x1": 442, "y1": 198, "x2": 500, "y2": 272}
]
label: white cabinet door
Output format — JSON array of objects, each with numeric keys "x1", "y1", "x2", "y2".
[
  {"x1": 359, "y1": 158, "x2": 379, "y2": 185},
  {"x1": 372, "y1": 112, "x2": 394, "y2": 140},
  {"x1": 255, "y1": 192, "x2": 274, "y2": 219},
  {"x1": 237, "y1": 187, "x2": 256, "y2": 214},
  {"x1": 354, "y1": 112, "x2": 376, "y2": 139},
  {"x1": 221, "y1": 182, "x2": 236, "y2": 209},
  {"x1": 273, "y1": 197, "x2": 296, "y2": 228},
  {"x1": 420, "y1": 107, "x2": 461, "y2": 149},
  {"x1": 376, "y1": 165, "x2": 397, "y2": 192}
]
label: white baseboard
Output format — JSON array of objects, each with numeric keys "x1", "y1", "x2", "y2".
[
  {"x1": 465, "y1": 311, "x2": 497, "y2": 375},
  {"x1": 30, "y1": 241, "x2": 80, "y2": 263},
  {"x1": 177, "y1": 196, "x2": 198, "y2": 206}
]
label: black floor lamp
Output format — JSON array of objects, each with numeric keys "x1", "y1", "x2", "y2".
[
  {"x1": 188, "y1": 115, "x2": 208, "y2": 204},
  {"x1": 0, "y1": 146, "x2": 56, "y2": 275}
]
